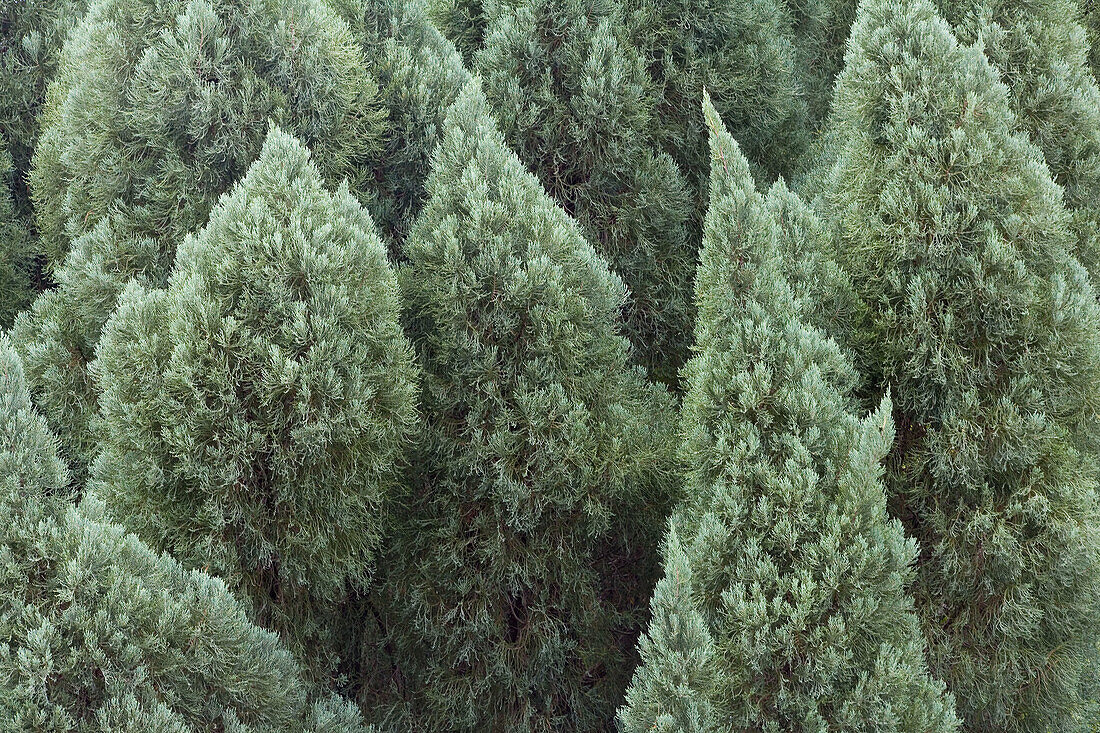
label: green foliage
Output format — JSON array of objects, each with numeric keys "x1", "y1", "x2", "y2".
[
  {"x1": 427, "y1": 0, "x2": 488, "y2": 64},
  {"x1": 0, "y1": 335, "x2": 369, "y2": 733},
  {"x1": 11, "y1": 220, "x2": 159, "y2": 488},
  {"x1": 378, "y1": 81, "x2": 679, "y2": 731},
  {"x1": 783, "y1": 0, "x2": 859, "y2": 130},
  {"x1": 935, "y1": 0, "x2": 1100, "y2": 290},
  {"x1": 475, "y1": 0, "x2": 694, "y2": 384},
  {"x1": 0, "y1": 0, "x2": 87, "y2": 224},
  {"x1": 625, "y1": 0, "x2": 808, "y2": 188},
  {"x1": 0, "y1": 140, "x2": 35, "y2": 330},
  {"x1": 330, "y1": 0, "x2": 472, "y2": 247},
  {"x1": 32, "y1": 0, "x2": 384, "y2": 269},
  {"x1": 817, "y1": 0, "x2": 1100, "y2": 727},
  {"x1": 14, "y1": 0, "x2": 386, "y2": 482},
  {"x1": 620, "y1": 95, "x2": 957, "y2": 733},
  {"x1": 1084, "y1": 0, "x2": 1100, "y2": 82},
  {"x1": 89, "y1": 127, "x2": 418, "y2": 675}
]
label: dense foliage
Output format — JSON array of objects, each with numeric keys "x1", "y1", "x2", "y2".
[
  {"x1": 817, "y1": 0, "x2": 1100, "y2": 727},
  {"x1": 90, "y1": 127, "x2": 418, "y2": 676},
  {"x1": 0, "y1": 335, "x2": 369, "y2": 732},
  {"x1": 372, "y1": 81, "x2": 678, "y2": 730},
  {"x1": 6, "y1": 0, "x2": 1100, "y2": 729},
  {"x1": 619, "y1": 95, "x2": 958, "y2": 733}
]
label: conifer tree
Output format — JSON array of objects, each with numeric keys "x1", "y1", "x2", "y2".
[
  {"x1": 0, "y1": 140, "x2": 34, "y2": 330},
  {"x1": 0, "y1": 0, "x2": 87, "y2": 224},
  {"x1": 934, "y1": 0, "x2": 1100, "y2": 288},
  {"x1": 381, "y1": 82, "x2": 679, "y2": 731},
  {"x1": 14, "y1": 0, "x2": 386, "y2": 481},
  {"x1": 427, "y1": 0, "x2": 492, "y2": 64},
  {"x1": 764, "y1": 178, "x2": 864, "y2": 346},
  {"x1": 89, "y1": 127, "x2": 418, "y2": 676},
  {"x1": 620, "y1": 95, "x2": 957, "y2": 733},
  {"x1": 474, "y1": 0, "x2": 695, "y2": 384},
  {"x1": 0, "y1": 335, "x2": 369, "y2": 732},
  {"x1": 329, "y1": 0, "x2": 472, "y2": 246},
  {"x1": 624, "y1": 0, "x2": 808, "y2": 189},
  {"x1": 817, "y1": 0, "x2": 1100, "y2": 727}
]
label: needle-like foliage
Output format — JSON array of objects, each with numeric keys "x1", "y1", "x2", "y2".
[
  {"x1": 619, "y1": 94, "x2": 958, "y2": 733},
  {"x1": 89, "y1": 127, "x2": 417, "y2": 677},
  {"x1": 816, "y1": 0, "x2": 1100, "y2": 727}
]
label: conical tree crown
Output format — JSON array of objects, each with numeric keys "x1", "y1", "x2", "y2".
[
  {"x1": 0, "y1": 140, "x2": 35, "y2": 331},
  {"x1": 32, "y1": 0, "x2": 384, "y2": 270},
  {"x1": 0, "y1": 336, "x2": 369, "y2": 732},
  {"x1": 933, "y1": 0, "x2": 1100, "y2": 289},
  {"x1": 14, "y1": 0, "x2": 388, "y2": 482},
  {"x1": 384, "y1": 81, "x2": 679, "y2": 731},
  {"x1": 620, "y1": 94, "x2": 958, "y2": 733},
  {"x1": 818, "y1": 0, "x2": 1100, "y2": 727},
  {"x1": 474, "y1": 0, "x2": 695, "y2": 385},
  {"x1": 90, "y1": 126, "x2": 418, "y2": 670}
]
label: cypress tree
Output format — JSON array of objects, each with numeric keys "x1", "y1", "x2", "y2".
[
  {"x1": 381, "y1": 81, "x2": 679, "y2": 731},
  {"x1": 474, "y1": 0, "x2": 695, "y2": 384},
  {"x1": 818, "y1": 0, "x2": 1100, "y2": 727},
  {"x1": 624, "y1": 0, "x2": 808, "y2": 189},
  {"x1": 0, "y1": 335, "x2": 369, "y2": 732},
  {"x1": 619, "y1": 95, "x2": 957, "y2": 733},
  {"x1": 0, "y1": 139, "x2": 34, "y2": 330},
  {"x1": 329, "y1": 0, "x2": 472, "y2": 247},
  {"x1": 14, "y1": 0, "x2": 386, "y2": 481},
  {"x1": 89, "y1": 127, "x2": 418, "y2": 677},
  {"x1": 933, "y1": 0, "x2": 1100, "y2": 288},
  {"x1": 764, "y1": 178, "x2": 864, "y2": 347},
  {"x1": 0, "y1": 0, "x2": 87, "y2": 224}
]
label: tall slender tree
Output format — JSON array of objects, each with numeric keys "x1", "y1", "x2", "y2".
[
  {"x1": 89, "y1": 127, "x2": 418, "y2": 679},
  {"x1": 379, "y1": 81, "x2": 679, "y2": 731},
  {"x1": 14, "y1": 0, "x2": 387, "y2": 482},
  {"x1": 619, "y1": 95, "x2": 958, "y2": 733},
  {"x1": 817, "y1": 0, "x2": 1100, "y2": 727},
  {"x1": 475, "y1": 0, "x2": 695, "y2": 384},
  {"x1": 0, "y1": 335, "x2": 369, "y2": 732}
]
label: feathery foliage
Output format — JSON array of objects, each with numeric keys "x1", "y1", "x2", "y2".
[
  {"x1": 475, "y1": 0, "x2": 694, "y2": 385},
  {"x1": 935, "y1": 0, "x2": 1100, "y2": 289},
  {"x1": 0, "y1": 140, "x2": 34, "y2": 330},
  {"x1": 0, "y1": 335, "x2": 369, "y2": 732},
  {"x1": 379, "y1": 82, "x2": 679, "y2": 731},
  {"x1": 620, "y1": 95, "x2": 958, "y2": 733},
  {"x1": 89, "y1": 127, "x2": 418, "y2": 676},
  {"x1": 14, "y1": 0, "x2": 386, "y2": 482},
  {"x1": 0, "y1": 0, "x2": 87, "y2": 224},
  {"x1": 817, "y1": 0, "x2": 1100, "y2": 727},
  {"x1": 331, "y1": 0, "x2": 472, "y2": 248},
  {"x1": 625, "y1": 0, "x2": 808, "y2": 188}
]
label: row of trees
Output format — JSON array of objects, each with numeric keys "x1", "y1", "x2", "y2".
[{"x1": 4, "y1": 0, "x2": 1100, "y2": 729}]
